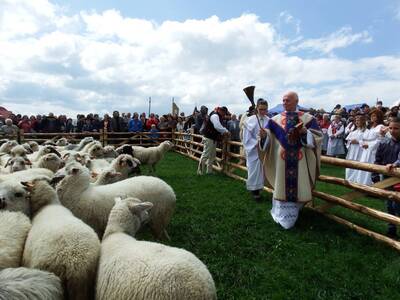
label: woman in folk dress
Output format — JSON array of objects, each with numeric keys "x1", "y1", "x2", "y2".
[{"x1": 327, "y1": 114, "x2": 345, "y2": 157}]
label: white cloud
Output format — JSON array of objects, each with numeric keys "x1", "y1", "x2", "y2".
[
  {"x1": 0, "y1": 0, "x2": 399, "y2": 117},
  {"x1": 290, "y1": 26, "x2": 372, "y2": 54},
  {"x1": 278, "y1": 11, "x2": 301, "y2": 34}
]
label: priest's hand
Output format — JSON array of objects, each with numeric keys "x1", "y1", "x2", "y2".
[
  {"x1": 259, "y1": 128, "x2": 267, "y2": 138},
  {"x1": 362, "y1": 144, "x2": 369, "y2": 149},
  {"x1": 350, "y1": 139, "x2": 358, "y2": 144}
]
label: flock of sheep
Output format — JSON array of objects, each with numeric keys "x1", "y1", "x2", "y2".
[{"x1": 0, "y1": 137, "x2": 217, "y2": 300}]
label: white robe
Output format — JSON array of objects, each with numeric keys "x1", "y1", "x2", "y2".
[
  {"x1": 354, "y1": 124, "x2": 385, "y2": 185},
  {"x1": 243, "y1": 114, "x2": 269, "y2": 191},
  {"x1": 345, "y1": 128, "x2": 366, "y2": 182}
]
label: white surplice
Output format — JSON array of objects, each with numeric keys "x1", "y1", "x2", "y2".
[
  {"x1": 354, "y1": 124, "x2": 385, "y2": 185},
  {"x1": 345, "y1": 128, "x2": 366, "y2": 182}
]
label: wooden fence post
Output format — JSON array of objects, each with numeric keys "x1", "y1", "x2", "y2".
[
  {"x1": 18, "y1": 129, "x2": 24, "y2": 144},
  {"x1": 103, "y1": 128, "x2": 108, "y2": 146},
  {"x1": 99, "y1": 129, "x2": 104, "y2": 146}
]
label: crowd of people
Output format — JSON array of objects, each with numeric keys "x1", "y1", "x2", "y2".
[{"x1": 2, "y1": 97, "x2": 400, "y2": 236}]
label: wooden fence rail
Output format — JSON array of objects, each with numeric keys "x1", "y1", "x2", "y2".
[{"x1": 10, "y1": 129, "x2": 400, "y2": 251}]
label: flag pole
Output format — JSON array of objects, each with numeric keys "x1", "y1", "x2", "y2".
[{"x1": 148, "y1": 97, "x2": 151, "y2": 116}]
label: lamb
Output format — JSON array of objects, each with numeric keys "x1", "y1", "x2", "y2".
[
  {"x1": 103, "y1": 145, "x2": 118, "y2": 161},
  {"x1": 22, "y1": 179, "x2": 100, "y2": 300},
  {"x1": 92, "y1": 170, "x2": 122, "y2": 185},
  {"x1": 34, "y1": 153, "x2": 64, "y2": 173},
  {"x1": 0, "y1": 140, "x2": 18, "y2": 154},
  {"x1": 55, "y1": 162, "x2": 176, "y2": 239},
  {"x1": 132, "y1": 140, "x2": 174, "y2": 172},
  {"x1": 55, "y1": 137, "x2": 69, "y2": 146},
  {"x1": 0, "y1": 168, "x2": 54, "y2": 184},
  {"x1": 10, "y1": 144, "x2": 28, "y2": 157},
  {"x1": 96, "y1": 198, "x2": 217, "y2": 300},
  {"x1": 0, "y1": 267, "x2": 63, "y2": 300},
  {"x1": 28, "y1": 145, "x2": 61, "y2": 162},
  {"x1": 0, "y1": 180, "x2": 31, "y2": 216},
  {"x1": 89, "y1": 154, "x2": 141, "y2": 182},
  {"x1": 0, "y1": 211, "x2": 31, "y2": 268},
  {"x1": 4, "y1": 156, "x2": 31, "y2": 173}
]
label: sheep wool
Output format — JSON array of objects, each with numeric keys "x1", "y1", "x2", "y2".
[
  {"x1": 132, "y1": 140, "x2": 174, "y2": 172},
  {"x1": 0, "y1": 211, "x2": 31, "y2": 268},
  {"x1": 0, "y1": 267, "x2": 63, "y2": 300},
  {"x1": 57, "y1": 162, "x2": 176, "y2": 239},
  {"x1": 22, "y1": 180, "x2": 100, "y2": 300},
  {"x1": 97, "y1": 198, "x2": 217, "y2": 300}
]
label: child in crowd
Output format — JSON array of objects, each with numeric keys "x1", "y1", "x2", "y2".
[{"x1": 372, "y1": 117, "x2": 400, "y2": 238}]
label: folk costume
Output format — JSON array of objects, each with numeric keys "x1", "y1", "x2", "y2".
[
  {"x1": 242, "y1": 114, "x2": 269, "y2": 195},
  {"x1": 326, "y1": 119, "x2": 345, "y2": 156},
  {"x1": 197, "y1": 108, "x2": 229, "y2": 175},
  {"x1": 260, "y1": 111, "x2": 322, "y2": 229}
]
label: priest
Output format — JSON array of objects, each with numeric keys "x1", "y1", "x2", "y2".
[{"x1": 260, "y1": 91, "x2": 322, "y2": 229}]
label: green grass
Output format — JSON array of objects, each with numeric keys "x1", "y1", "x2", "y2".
[{"x1": 142, "y1": 152, "x2": 400, "y2": 300}]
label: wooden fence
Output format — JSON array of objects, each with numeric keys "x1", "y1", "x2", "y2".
[{"x1": 10, "y1": 129, "x2": 400, "y2": 251}]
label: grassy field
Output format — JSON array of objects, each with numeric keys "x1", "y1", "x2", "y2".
[{"x1": 140, "y1": 152, "x2": 400, "y2": 300}]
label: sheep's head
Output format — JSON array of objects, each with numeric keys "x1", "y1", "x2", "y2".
[
  {"x1": 103, "y1": 145, "x2": 118, "y2": 158},
  {"x1": 56, "y1": 138, "x2": 69, "y2": 146},
  {"x1": 40, "y1": 153, "x2": 64, "y2": 172},
  {"x1": 0, "y1": 140, "x2": 18, "y2": 154},
  {"x1": 10, "y1": 145, "x2": 28, "y2": 157},
  {"x1": 54, "y1": 162, "x2": 90, "y2": 192},
  {"x1": 0, "y1": 181, "x2": 31, "y2": 216},
  {"x1": 40, "y1": 145, "x2": 61, "y2": 158},
  {"x1": 116, "y1": 144, "x2": 134, "y2": 156},
  {"x1": 21, "y1": 143, "x2": 33, "y2": 154},
  {"x1": 105, "y1": 197, "x2": 153, "y2": 238},
  {"x1": 27, "y1": 141, "x2": 39, "y2": 152},
  {"x1": 5, "y1": 157, "x2": 31, "y2": 173},
  {"x1": 89, "y1": 144, "x2": 104, "y2": 158},
  {"x1": 21, "y1": 179, "x2": 57, "y2": 213},
  {"x1": 162, "y1": 140, "x2": 174, "y2": 150},
  {"x1": 115, "y1": 154, "x2": 140, "y2": 174}
]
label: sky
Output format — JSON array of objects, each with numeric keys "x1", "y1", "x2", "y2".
[{"x1": 1, "y1": 0, "x2": 400, "y2": 117}]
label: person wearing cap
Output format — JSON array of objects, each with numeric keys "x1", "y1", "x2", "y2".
[
  {"x1": 259, "y1": 91, "x2": 322, "y2": 229},
  {"x1": 197, "y1": 106, "x2": 230, "y2": 175},
  {"x1": 242, "y1": 98, "x2": 269, "y2": 201}
]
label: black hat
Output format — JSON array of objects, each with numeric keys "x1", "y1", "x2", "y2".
[{"x1": 220, "y1": 106, "x2": 229, "y2": 114}]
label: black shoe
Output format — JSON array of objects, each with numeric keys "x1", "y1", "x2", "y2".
[{"x1": 250, "y1": 190, "x2": 262, "y2": 202}]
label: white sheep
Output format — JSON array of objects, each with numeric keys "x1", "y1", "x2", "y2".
[
  {"x1": 0, "y1": 180, "x2": 31, "y2": 216},
  {"x1": 28, "y1": 145, "x2": 61, "y2": 162},
  {"x1": 55, "y1": 137, "x2": 69, "y2": 146},
  {"x1": 0, "y1": 168, "x2": 54, "y2": 184},
  {"x1": 63, "y1": 136, "x2": 94, "y2": 151},
  {"x1": 132, "y1": 140, "x2": 174, "y2": 172},
  {"x1": 0, "y1": 267, "x2": 63, "y2": 300},
  {"x1": 26, "y1": 141, "x2": 40, "y2": 152},
  {"x1": 4, "y1": 156, "x2": 31, "y2": 173},
  {"x1": 22, "y1": 179, "x2": 100, "y2": 300},
  {"x1": 56, "y1": 162, "x2": 176, "y2": 239},
  {"x1": 34, "y1": 153, "x2": 64, "y2": 173},
  {"x1": 0, "y1": 140, "x2": 18, "y2": 154},
  {"x1": 0, "y1": 211, "x2": 31, "y2": 268},
  {"x1": 21, "y1": 142, "x2": 35, "y2": 154},
  {"x1": 89, "y1": 154, "x2": 140, "y2": 182},
  {"x1": 10, "y1": 144, "x2": 28, "y2": 157},
  {"x1": 103, "y1": 145, "x2": 118, "y2": 161},
  {"x1": 97, "y1": 198, "x2": 217, "y2": 300},
  {"x1": 92, "y1": 170, "x2": 122, "y2": 185}
]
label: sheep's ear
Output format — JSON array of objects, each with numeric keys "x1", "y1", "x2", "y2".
[
  {"x1": 62, "y1": 153, "x2": 70, "y2": 160},
  {"x1": 4, "y1": 158, "x2": 12, "y2": 167},
  {"x1": 21, "y1": 181, "x2": 34, "y2": 191},
  {"x1": 129, "y1": 202, "x2": 153, "y2": 215},
  {"x1": 133, "y1": 158, "x2": 141, "y2": 165},
  {"x1": 24, "y1": 158, "x2": 32, "y2": 165},
  {"x1": 109, "y1": 171, "x2": 121, "y2": 178},
  {"x1": 91, "y1": 172, "x2": 98, "y2": 178}
]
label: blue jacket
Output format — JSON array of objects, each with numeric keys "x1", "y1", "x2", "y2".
[{"x1": 128, "y1": 119, "x2": 143, "y2": 132}]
